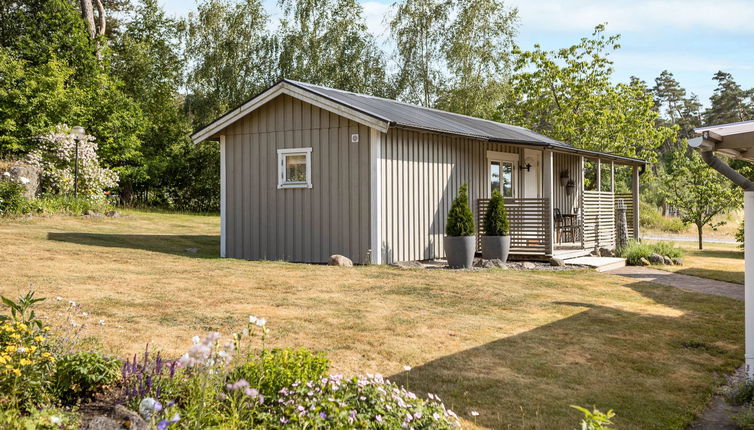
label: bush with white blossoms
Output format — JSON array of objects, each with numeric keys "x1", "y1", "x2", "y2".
[{"x1": 27, "y1": 124, "x2": 118, "y2": 197}]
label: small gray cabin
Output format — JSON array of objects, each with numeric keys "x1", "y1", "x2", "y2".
[{"x1": 192, "y1": 79, "x2": 645, "y2": 264}]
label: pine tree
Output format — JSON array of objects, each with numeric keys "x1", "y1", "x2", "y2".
[{"x1": 484, "y1": 189, "x2": 509, "y2": 236}]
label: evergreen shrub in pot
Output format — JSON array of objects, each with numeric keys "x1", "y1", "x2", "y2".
[
  {"x1": 443, "y1": 183, "x2": 476, "y2": 269},
  {"x1": 481, "y1": 189, "x2": 511, "y2": 261}
]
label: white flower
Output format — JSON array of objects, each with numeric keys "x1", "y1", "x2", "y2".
[
  {"x1": 55, "y1": 296, "x2": 63, "y2": 301},
  {"x1": 470, "y1": 411, "x2": 479, "y2": 417},
  {"x1": 1, "y1": 172, "x2": 9, "y2": 177},
  {"x1": 242, "y1": 328, "x2": 249, "y2": 336},
  {"x1": 50, "y1": 416, "x2": 61, "y2": 424},
  {"x1": 17, "y1": 347, "x2": 26, "y2": 353},
  {"x1": 98, "y1": 320, "x2": 105, "y2": 325},
  {"x1": 255, "y1": 318, "x2": 266, "y2": 327},
  {"x1": 81, "y1": 312, "x2": 88, "y2": 317},
  {"x1": 403, "y1": 365, "x2": 412, "y2": 371},
  {"x1": 249, "y1": 315, "x2": 258, "y2": 324},
  {"x1": 192, "y1": 335, "x2": 200, "y2": 344}
]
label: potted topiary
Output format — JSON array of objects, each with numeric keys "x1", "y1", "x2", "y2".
[
  {"x1": 444, "y1": 183, "x2": 476, "y2": 269},
  {"x1": 481, "y1": 189, "x2": 511, "y2": 261}
]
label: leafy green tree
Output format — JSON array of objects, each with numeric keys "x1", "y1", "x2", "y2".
[
  {"x1": 704, "y1": 71, "x2": 754, "y2": 126},
  {"x1": 484, "y1": 189, "x2": 509, "y2": 236},
  {"x1": 277, "y1": 0, "x2": 388, "y2": 97},
  {"x1": 499, "y1": 25, "x2": 674, "y2": 163},
  {"x1": 437, "y1": 0, "x2": 518, "y2": 119},
  {"x1": 446, "y1": 183, "x2": 475, "y2": 236},
  {"x1": 184, "y1": 0, "x2": 276, "y2": 128},
  {"x1": 660, "y1": 148, "x2": 742, "y2": 249},
  {"x1": 388, "y1": 0, "x2": 450, "y2": 106}
]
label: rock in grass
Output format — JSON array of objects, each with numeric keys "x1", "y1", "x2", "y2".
[
  {"x1": 489, "y1": 259, "x2": 507, "y2": 269},
  {"x1": 549, "y1": 257, "x2": 566, "y2": 267},
  {"x1": 105, "y1": 210, "x2": 120, "y2": 218},
  {"x1": 638, "y1": 257, "x2": 650, "y2": 266},
  {"x1": 329, "y1": 254, "x2": 353, "y2": 267},
  {"x1": 662, "y1": 255, "x2": 672, "y2": 265},
  {"x1": 185, "y1": 248, "x2": 199, "y2": 254},
  {"x1": 84, "y1": 209, "x2": 96, "y2": 216},
  {"x1": 648, "y1": 253, "x2": 664, "y2": 265},
  {"x1": 673, "y1": 257, "x2": 684, "y2": 266},
  {"x1": 522, "y1": 262, "x2": 536, "y2": 269},
  {"x1": 392, "y1": 260, "x2": 424, "y2": 269}
]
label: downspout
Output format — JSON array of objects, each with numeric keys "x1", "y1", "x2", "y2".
[{"x1": 699, "y1": 150, "x2": 754, "y2": 191}]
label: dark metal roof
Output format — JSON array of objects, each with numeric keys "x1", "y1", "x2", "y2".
[{"x1": 284, "y1": 80, "x2": 645, "y2": 164}]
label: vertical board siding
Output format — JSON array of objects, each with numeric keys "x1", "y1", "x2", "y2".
[
  {"x1": 220, "y1": 94, "x2": 370, "y2": 264},
  {"x1": 379, "y1": 128, "x2": 524, "y2": 263},
  {"x1": 552, "y1": 152, "x2": 581, "y2": 216}
]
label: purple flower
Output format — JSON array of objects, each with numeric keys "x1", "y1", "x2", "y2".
[
  {"x1": 157, "y1": 413, "x2": 180, "y2": 430},
  {"x1": 319, "y1": 412, "x2": 327, "y2": 419}
]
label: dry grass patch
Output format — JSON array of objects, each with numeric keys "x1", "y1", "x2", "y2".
[
  {"x1": 0, "y1": 210, "x2": 744, "y2": 429},
  {"x1": 646, "y1": 240, "x2": 744, "y2": 284}
]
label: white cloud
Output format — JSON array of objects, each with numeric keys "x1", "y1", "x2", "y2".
[
  {"x1": 362, "y1": 1, "x2": 392, "y2": 38},
  {"x1": 513, "y1": 0, "x2": 754, "y2": 34}
]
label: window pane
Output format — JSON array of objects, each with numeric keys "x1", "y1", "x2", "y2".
[
  {"x1": 286, "y1": 155, "x2": 307, "y2": 182},
  {"x1": 490, "y1": 162, "x2": 500, "y2": 194},
  {"x1": 501, "y1": 162, "x2": 513, "y2": 197}
]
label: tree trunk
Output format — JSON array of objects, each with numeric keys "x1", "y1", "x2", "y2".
[
  {"x1": 697, "y1": 223, "x2": 704, "y2": 250},
  {"x1": 95, "y1": 0, "x2": 106, "y2": 36},
  {"x1": 80, "y1": 0, "x2": 96, "y2": 39}
]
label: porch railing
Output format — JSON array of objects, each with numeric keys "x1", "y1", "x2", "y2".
[
  {"x1": 582, "y1": 190, "x2": 615, "y2": 249},
  {"x1": 477, "y1": 197, "x2": 551, "y2": 255}
]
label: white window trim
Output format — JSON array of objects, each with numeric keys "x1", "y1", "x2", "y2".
[{"x1": 277, "y1": 147, "x2": 313, "y2": 189}]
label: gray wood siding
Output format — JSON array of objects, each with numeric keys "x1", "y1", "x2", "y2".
[
  {"x1": 379, "y1": 128, "x2": 525, "y2": 263},
  {"x1": 552, "y1": 152, "x2": 581, "y2": 215},
  {"x1": 221, "y1": 94, "x2": 371, "y2": 264}
]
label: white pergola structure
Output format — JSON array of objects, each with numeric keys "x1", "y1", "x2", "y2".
[{"x1": 690, "y1": 119, "x2": 754, "y2": 376}]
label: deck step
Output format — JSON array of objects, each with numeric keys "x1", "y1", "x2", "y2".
[
  {"x1": 564, "y1": 256, "x2": 626, "y2": 272},
  {"x1": 551, "y1": 249, "x2": 592, "y2": 260}
]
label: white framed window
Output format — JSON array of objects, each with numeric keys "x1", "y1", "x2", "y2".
[
  {"x1": 487, "y1": 151, "x2": 519, "y2": 197},
  {"x1": 277, "y1": 147, "x2": 312, "y2": 189}
]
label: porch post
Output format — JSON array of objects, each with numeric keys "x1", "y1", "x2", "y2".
[
  {"x1": 543, "y1": 150, "x2": 554, "y2": 255},
  {"x1": 746, "y1": 191, "x2": 754, "y2": 376},
  {"x1": 631, "y1": 165, "x2": 640, "y2": 240},
  {"x1": 579, "y1": 156, "x2": 585, "y2": 249},
  {"x1": 596, "y1": 159, "x2": 602, "y2": 191},
  {"x1": 610, "y1": 161, "x2": 615, "y2": 192}
]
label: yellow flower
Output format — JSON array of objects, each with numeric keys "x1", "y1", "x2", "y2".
[
  {"x1": 13, "y1": 368, "x2": 20, "y2": 376},
  {"x1": 5, "y1": 364, "x2": 13, "y2": 370},
  {"x1": 41, "y1": 352, "x2": 51, "y2": 358},
  {"x1": 34, "y1": 336, "x2": 45, "y2": 342},
  {"x1": 29, "y1": 346, "x2": 37, "y2": 353},
  {"x1": 9, "y1": 333, "x2": 21, "y2": 340},
  {"x1": 0, "y1": 356, "x2": 5, "y2": 364},
  {"x1": 3, "y1": 325, "x2": 15, "y2": 332},
  {"x1": 43, "y1": 326, "x2": 50, "y2": 331},
  {"x1": 5, "y1": 345, "x2": 16, "y2": 353},
  {"x1": 16, "y1": 323, "x2": 28, "y2": 331},
  {"x1": 19, "y1": 358, "x2": 31, "y2": 366}
]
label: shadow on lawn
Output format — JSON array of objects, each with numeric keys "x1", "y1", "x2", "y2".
[
  {"x1": 688, "y1": 248, "x2": 743, "y2": 259},
  {"x1": 47, "y1": 232, "x2": 219, "y2": 259},
  {"x1": 389, "y1": 281, "x2": 743, "y2": 429}
]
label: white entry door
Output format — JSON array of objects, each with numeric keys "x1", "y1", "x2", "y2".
[{"x1": 522, "y1": 149, "x2": 542, "y2": 198}]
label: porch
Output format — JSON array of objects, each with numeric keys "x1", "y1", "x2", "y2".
[{"x1": 476, "y1": 150, "x2": 641, "y2": 258}]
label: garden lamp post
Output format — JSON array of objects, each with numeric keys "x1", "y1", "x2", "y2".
[{"x1": 71, "y1": 126, "x2": 85, "y2": 198}]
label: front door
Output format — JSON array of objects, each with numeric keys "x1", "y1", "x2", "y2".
[
  {"x1": 487, "y1": 151, "x2": 518, "y2": 197},
  {"x1": 522, "y1": 149, "x2": 542, "y2": 198}
]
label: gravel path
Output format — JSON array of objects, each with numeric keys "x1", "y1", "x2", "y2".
[{"x1": 607, "y1": 265, "x2": 743, "y2": 429}]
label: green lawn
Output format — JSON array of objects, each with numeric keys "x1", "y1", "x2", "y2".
[{"x1": 0, "y1": 210, "x2": 744, "y2": 429}]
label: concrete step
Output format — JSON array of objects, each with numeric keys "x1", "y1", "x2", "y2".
[
  {"x1": 564, "y1": 256, "x2": 626, "y2": 272},
  {"x1": 552, "y1": 249, "x2": 592, "y2": 260}
]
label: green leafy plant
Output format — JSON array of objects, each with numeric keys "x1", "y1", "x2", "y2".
[
  {"x1": 735, "y1": 405, "x2": 754, "y2": 430},
  {"x1": 639, "y1": 201, "x2": 686, "y2": 233},
  {"x1": 738, "y1": 221, "x2": 745, "y2": 250},
  {"x1": 484, "y1": 189, "x2": 509, "y2": 236},
  {"x1": 651, "y1": 241, "x2": 684, "y2": 259},
  {"x1": 0, "y1": 318, "x2": 55, "y2": 410},
  {"x1": 0, "y1": 181, "x2": 26, "y2": 216},
  {"x1": 54, "y1": 352, "x2": 121, "y2": 405},
  {"x1": 231, "y1": 348, "x2": 329, "y2": 399},
  {"x1": 0, "y1": 291, "x2": 45, "y2": 330},
  {"x1": 618, "y1": 240, "x2": 684, "y2": 265},
  {"x1": 0, "y1": 407, "x2": 80, "y2": 430},
  {"x1": 446, "y1": 183, "x2": 475, "y2": 236},
  {"x1": 571, "y1": 405, "x2": 615, "y2": 430},
  {"x1": 726, "y1": 377, "x2": 754, "y2": 406}
]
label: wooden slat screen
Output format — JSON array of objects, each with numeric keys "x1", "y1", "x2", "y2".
[
  {"x1": 477, "y1": 198, "x2": 551, "y2": 255},
  {"x1": 582, "y1": 190, "x2": 615, "y2": 248},
  {"x1": 614, "y1": 193, "x2": 634, "y2": 238}
]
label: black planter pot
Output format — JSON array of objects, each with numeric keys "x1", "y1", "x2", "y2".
[
  {"x1": 481, "y1": 235, "x2": 511, "y2": 262},
  {"x1": 443, "y1": 236, "x2": 476, "y2": 269}
]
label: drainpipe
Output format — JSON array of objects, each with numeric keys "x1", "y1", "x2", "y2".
[{"x1": 698, "y1": 149, "x2": 754, "y2": 376}]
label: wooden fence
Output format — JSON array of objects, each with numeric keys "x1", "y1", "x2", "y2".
[
  {"x1": 582, "y1": 190, "x2": 615, "y2": 249},
  {"x1": 614, "y1": 193, "x2": 635, "y2": 238},
  {"x1": 477, "y1": 198, "x2": 551, "y2": 255}
]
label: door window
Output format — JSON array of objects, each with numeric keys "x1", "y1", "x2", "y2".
[{"x1": 490, "y1": 160, "x2": 514, "y2": 197}]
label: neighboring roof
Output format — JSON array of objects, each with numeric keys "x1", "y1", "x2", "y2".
[
  {"x1": 691, "y1": 120, "x2": 754, "y2": 162},
  {"x1": 193, "y1": 79, "x2": 646, "y2": 164}
]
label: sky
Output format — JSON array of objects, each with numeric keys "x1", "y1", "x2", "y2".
[{"x1": 159, "y1": 0, "x2": 754, "y2": 106}]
